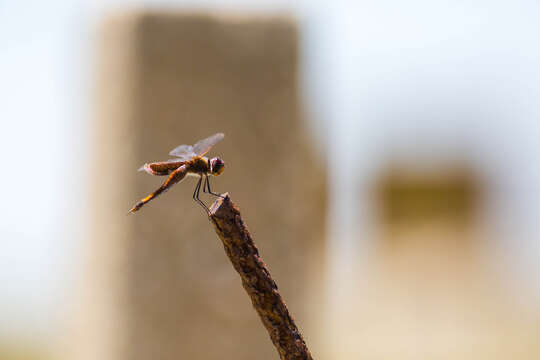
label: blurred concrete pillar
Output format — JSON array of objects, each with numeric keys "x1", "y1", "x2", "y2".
[
  {"x1": 330, "y1": 164, "x2": 540, "y2": 359},
  {"x1": 66, "y1": 11, "x2": 326, "y2": 360}
]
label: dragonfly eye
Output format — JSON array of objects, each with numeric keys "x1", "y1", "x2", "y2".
[{"x1": 210, "y1": 157, "x2": 225, "y2": 176}]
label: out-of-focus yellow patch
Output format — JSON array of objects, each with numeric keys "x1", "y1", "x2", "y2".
[{"x1": 0, "y1": 343, "x2": 51, "y2": 360}]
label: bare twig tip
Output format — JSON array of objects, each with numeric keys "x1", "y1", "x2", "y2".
[
  {"x1": 209, "y1": 192, "x2": 230, "y2": 216},
  {"x1": 208, "y1": 194, "x2": 313, "y2": 359}
]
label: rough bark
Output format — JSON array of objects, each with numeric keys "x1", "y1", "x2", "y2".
[{"x1": 209, "y1": 194, "x2": 313, "y2": 360}]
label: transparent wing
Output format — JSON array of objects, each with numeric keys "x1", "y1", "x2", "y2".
[
  {"x1": 169, "y1": 133, "x2": 224, "y2": 158},
  {"x1": 138, "y1": 160, "x2": 185, "y2": 176},
  {"x1": 169, "y1": 144, "x2": 195, "y2": 159},
  {"x1": 193, "y1": 133, "x2": 224, "y2": 156},
  {"x1": 138, "y1": 159, "x2": 183, "y2": 171}
]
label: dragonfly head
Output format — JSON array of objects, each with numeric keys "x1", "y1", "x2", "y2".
[{"x1": 210, "y1": 157, "x2": 225, "y2": 176}]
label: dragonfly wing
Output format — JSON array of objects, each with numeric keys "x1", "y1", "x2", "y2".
[
  {"x1": 139, "y1": 160, "x2": 185, "y2": 176},
  {"x1": 169, "y1": 144, "x2": 195, "y2": 159},
  {"x1": 193, "y1": 133, "x2": 224, "y2": 156}
]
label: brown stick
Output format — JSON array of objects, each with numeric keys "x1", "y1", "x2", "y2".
[{"x1": 208, "y1": 193, "x2": 313, "y2": 360}]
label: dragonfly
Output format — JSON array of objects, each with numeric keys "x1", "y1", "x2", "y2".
[{"x1": 128, "y1": 133, "x2": 225, "y2": 214}]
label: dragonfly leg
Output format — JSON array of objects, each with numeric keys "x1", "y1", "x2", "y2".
[
  {"x1": 204, "y1": 174, "x2": 225, "y2": 198},
  {"x1": 202, "y1": 175, "x2": 208, "y2": 193},
  {"x1": 193, "y1": 175, "x2": 210, "y2": 213}
]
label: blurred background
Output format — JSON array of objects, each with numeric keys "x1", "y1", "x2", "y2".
[{"x1": 1, "y1": 1, "x2": 540, "y2": 359}]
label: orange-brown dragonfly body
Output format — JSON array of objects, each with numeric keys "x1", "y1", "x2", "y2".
[{"x1": 129, "y1": 133, "x2": 225, "y2": 214}]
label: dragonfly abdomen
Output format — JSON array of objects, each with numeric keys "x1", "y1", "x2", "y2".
[{"x1": 128, "y1": 165, "x2": 188, "y2": 213}]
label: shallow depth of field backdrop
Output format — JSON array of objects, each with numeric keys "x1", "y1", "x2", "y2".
[{"x1": 1, "y1": 1, "x2": 540, "y2": 359}]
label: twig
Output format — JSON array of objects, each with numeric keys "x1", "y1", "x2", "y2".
[{"x1": 209, "y1": 193, "x2": 313, "y2": 360}]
